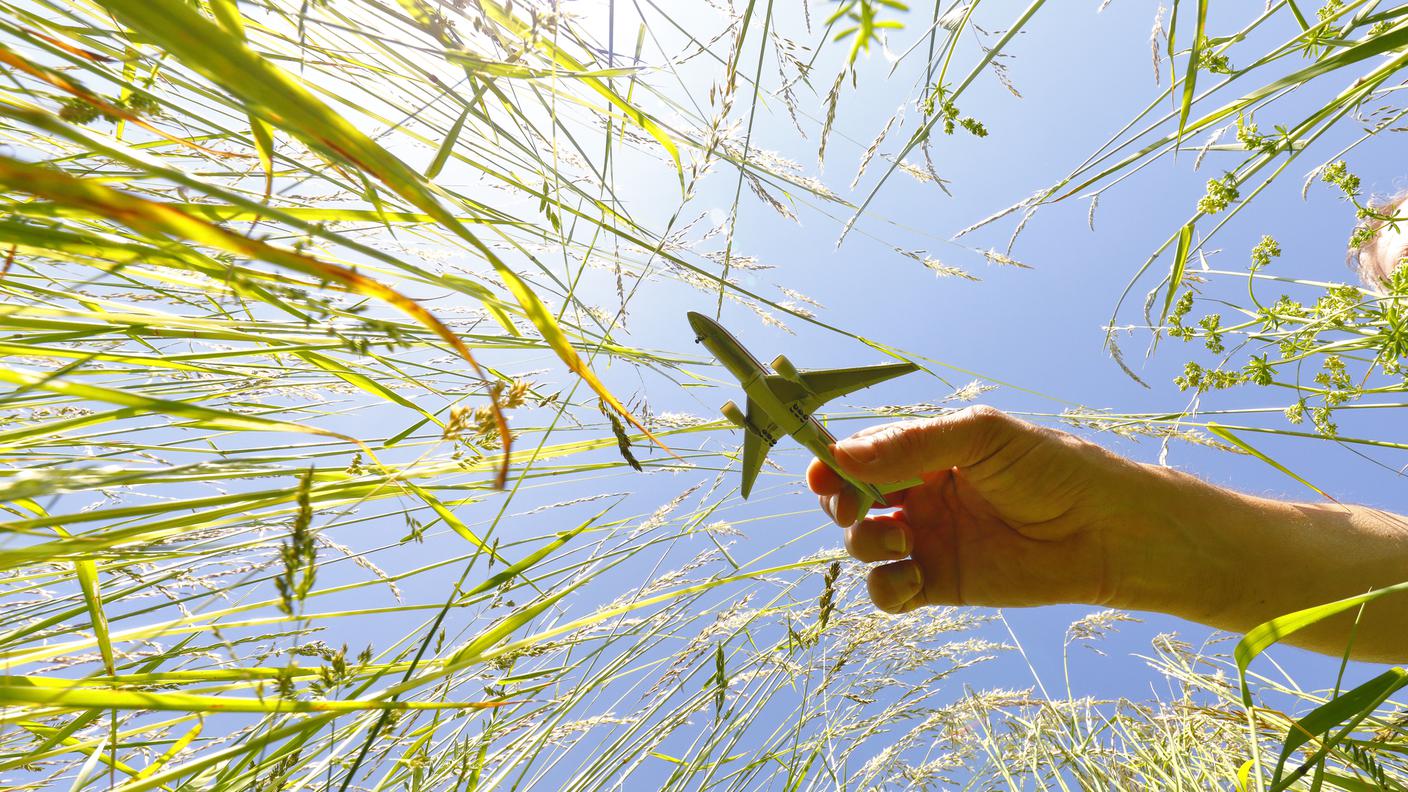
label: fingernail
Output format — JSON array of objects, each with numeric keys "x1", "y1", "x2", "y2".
[
  {"x1": 836, "y1": 497, "x2": 856, "y2": 528},
  {"x1": 873, "y1": 561, "x2": 922, "y2": 604},
  {"x1": 835, "y1": 437, "x2": 878, "y2": 464},
  {"x1": 882, "y1": 525, "x2": 909, "y2": 555},
  {"x1": 883, "y1": 562, "x2": 920, "y2": 594},
  {"x1": 903, "y1": 562, "x2": 922, "y2": 592}
]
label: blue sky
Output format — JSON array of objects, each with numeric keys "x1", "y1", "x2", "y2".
[
  {"x1": 560, "y1": 0, "x2": 1408, "y2": 707},
  {"x1": 9, "y1": 2, "x2": 1405, "y2": 786}
]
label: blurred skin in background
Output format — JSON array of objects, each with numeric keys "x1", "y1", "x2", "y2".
[
  {"x1": 1358, "y1": 193, "x2": 1408, "y2": 286},
  {"x1": 810, "y1": 194, "x2": 1408, "y2": 664}
]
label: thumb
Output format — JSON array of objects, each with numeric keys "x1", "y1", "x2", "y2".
[{"x1": 832, "y1": 406, "x2": 1014, "y2": 483}]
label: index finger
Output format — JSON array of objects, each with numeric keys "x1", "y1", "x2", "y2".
[
  {"x1": 806, "y1": 457, "x2": 845, "y2": 495},
  {"x1": 832, "y1": 407, "x2": 1017, "y2": 484},
  {"x1": 808, "y1": 423, "x2": 917, "y2": 495}
]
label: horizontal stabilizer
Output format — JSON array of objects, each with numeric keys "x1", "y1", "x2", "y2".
[{"x1": 739, "y1": 398, "x2": 776, "y2": 498}]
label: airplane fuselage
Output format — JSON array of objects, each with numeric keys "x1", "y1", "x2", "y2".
[{"x1": 688, "y1": 311, "x2": 861, "y2": 492}]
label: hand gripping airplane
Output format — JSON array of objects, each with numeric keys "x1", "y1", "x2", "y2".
[{"x1": 687, "y1": 311, "x2": 920, "y2": 517}]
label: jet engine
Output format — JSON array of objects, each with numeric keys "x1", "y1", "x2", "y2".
[
  {"x1": 770, "y1": 354, "x2": 800, "y2": 382},
  {"x1": 720, "y1": 400, "x2": 747, "y2": 428}
]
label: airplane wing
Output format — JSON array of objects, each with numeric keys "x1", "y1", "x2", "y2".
[
  {"x1": 739, "y1": 398, "x2": 776, "y2": 498},
  {"x1": 794, "y1": 362, "x2": 918, "y2": 413}
]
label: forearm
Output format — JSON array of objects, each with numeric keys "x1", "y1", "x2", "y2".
[{"x1": 1125, "y1": 466, "x2": 1408, "y2": 662}]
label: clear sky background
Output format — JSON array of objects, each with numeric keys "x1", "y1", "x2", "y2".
[
  {"x1": 8, "y1": 1, "x2": 1405, "y2": 786},
  {"x1": 534, "y1": 0, "x2": 1408, "y2": 710},
  {"x1": 304, "y1": 2, "x2": 1408, "y2": 780}
]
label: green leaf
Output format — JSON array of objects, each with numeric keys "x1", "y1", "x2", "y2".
[
  {"x1": 11, "y1": 499, "x2": 114, "y2": 676},
  {"x1": 296, "y1": 350, "x2": 439, "y2": 424},
  {"x1": 1177, "y1": 0, "x2": 1209, "y2": 143},
  {"x1": 99, "y1": 0, "x2": 667, "y2": 482},
  {"x1": 1270, "y1": 668, "x2": 1408, "y2": 790},
  {"x1": 460, "y1": 509, "x2": 601, "y2": 599},
  {"x1": 425, "y1": 107, "x2": 468, "y2": 180},
  {"x1": 0, "y1": 675, "x2": 507, "y2": 714},
  {"x1": 401, "y1": 482, "x2": 503, "y2": 562},
  {"x1": 133, "y1": 719, "x2": 202, "y2": 781},
  {"x1": 1236, "y1": 580, "x2": 1408, "y2": 706},
  {"x1": 1286, "y1": 0, "x2": 1311, "y2": 32},
  {"x1": 0, "y1": 365, "x2": 350, "y2": 440},
  {"x1": 1182, "y1": 22, "x2": 1408, "y2": 146},
  {"x1": 1160, "y1": 222, "x2": 1194, "y2": 325},
  {"x1": 442, "y1": 52, "x2": 640, "y2": 80},
  {"x1": 1206, "y1": 422, "x2": 1330, "y2": 501},
  {"x1": 473, "y1": 1, "x2": 682, "y2": 180}
]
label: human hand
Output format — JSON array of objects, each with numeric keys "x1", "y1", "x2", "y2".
[
  {"x1": 808, "y1": 405, "x2": 1408, "y2": 662},
  {"x1": 808, "y1": 406, "x2": 1204, "y2": 616}
]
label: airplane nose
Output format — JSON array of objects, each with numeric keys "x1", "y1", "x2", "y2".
[{"x1": 686, "y1": 311, "x2": 712, "y2": 337}]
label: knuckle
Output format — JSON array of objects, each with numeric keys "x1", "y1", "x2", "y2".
[
  {"x1": 956, "y1": 404, "x2": 1013, "y2": 460},
  {"x1": 960, "y1": 404, "x2": 1007, "y2": 425}
]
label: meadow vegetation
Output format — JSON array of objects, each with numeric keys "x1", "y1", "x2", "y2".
[{"x1": 0, "y1": 0, "x2": 1404, "y2": 789}]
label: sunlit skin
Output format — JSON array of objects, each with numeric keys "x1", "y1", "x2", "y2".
[
  {"x1": 811, "y1": 208, "x2": 1408, "y2": 664},
  {"x1": 1364, "y1": 195, "x2": 1408, "y2": 284},
  {"x1": 809, "y1": 406, "x2": 1408, "y2": 663}
]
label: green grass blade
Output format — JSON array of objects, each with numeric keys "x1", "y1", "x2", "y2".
[
  {"x1": 425, "y1": 107, "x2": 468, "y2": 180},
  {"x1": 1270, "y1": 669, "x2": 1408, "y2": 790},
  {"x1": 1236, "y1": 580, "x2": 1408, "y2": 706},
  {"x1": 1205, "y1": 422, "x2": 1331, "y2": 501},
  {"x1": 0, "y1": 676, "x2": 508, "y2": 714},
  {"x1": 1177, "y1": 0, "x2": 1209, "y2": 143},
  {"x1": 1161, "y1": 222, "x2": 1194, "y2": 325}
]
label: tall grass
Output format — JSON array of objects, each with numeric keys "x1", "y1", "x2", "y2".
[{"x1": 0, "y1": 0, "x2": 1403, "y2": 789}]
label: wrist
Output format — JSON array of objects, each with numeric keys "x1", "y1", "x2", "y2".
[{"x1": 1103, "y1": 462, "x2": 1243, "y2": 625}]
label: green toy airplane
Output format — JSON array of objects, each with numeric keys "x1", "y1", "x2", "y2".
[{"x1": 688, "y1": 311, "x2": 920, "y2": 517}]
